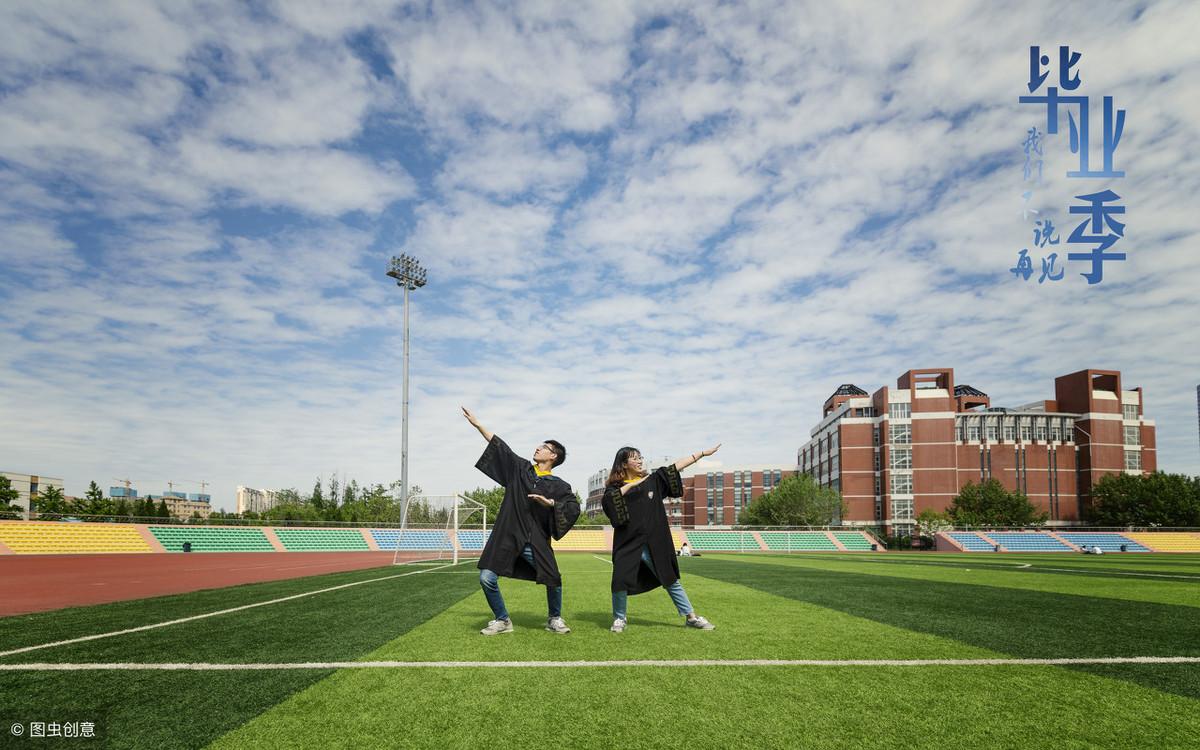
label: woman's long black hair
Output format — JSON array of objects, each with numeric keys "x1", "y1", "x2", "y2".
[{"x1": 606, "y1": 446, "x2": 647, "y2": 486}]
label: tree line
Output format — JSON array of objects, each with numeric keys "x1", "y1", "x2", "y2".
[
  {"x1": 0, "y1": 478, "x2": 173, "y2": 521},
  {"x1": 5, "y1": 470, "x2": 1196, "y2": 531}
]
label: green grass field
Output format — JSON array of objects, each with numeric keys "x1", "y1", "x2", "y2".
[{"x1": 2, "y1": 552, "x2": 1199, "y2": 749}]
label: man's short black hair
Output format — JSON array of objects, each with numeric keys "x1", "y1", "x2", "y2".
[{"x1": 545, "y1": 439, "x2": 566, "y2": 468}]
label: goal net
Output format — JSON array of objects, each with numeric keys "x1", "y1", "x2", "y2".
[{"x1": 390, "y1": 494, "x2": 487, "y2": 566}]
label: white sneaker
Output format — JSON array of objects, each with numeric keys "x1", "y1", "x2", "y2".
[
  {"x1": 545, "y1": 616, "x2": 571, "y2": 634},
  {"x1": 685, "y1": 614, "x2": 714, "y2": 630},
  {"x1": 611, "y1": 618, "x2": 626, "y2": 633},
  {"x1": 480, "y1": 618, "x2": 513, "y2": 636}
]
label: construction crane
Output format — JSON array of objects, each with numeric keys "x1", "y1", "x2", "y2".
[
  {"x1": 111, "y1": 478, "x2": 155, "y2": 497},
  {"x1": 178, "y1": 479, "x2": 211, "y2": 495}
]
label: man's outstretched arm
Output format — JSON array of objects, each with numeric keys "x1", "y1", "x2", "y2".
[{"x1": 462, "y1": 406, "x2": 495, "y2": 442}]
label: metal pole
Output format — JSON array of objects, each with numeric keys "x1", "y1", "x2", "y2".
[{"x1": 402, "y1": 283, "x2": 410, "y2": 510}]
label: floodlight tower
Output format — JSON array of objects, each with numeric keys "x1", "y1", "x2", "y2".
[{"x1": 387, "y1": 254, "x2": 427, "y2": 509}]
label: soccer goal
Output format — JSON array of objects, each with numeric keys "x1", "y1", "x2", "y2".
[{"x1": 390, "y1": 494, "x2": 487, "y2": 566}]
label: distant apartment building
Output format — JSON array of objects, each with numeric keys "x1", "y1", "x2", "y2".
[
  {"x1": 1, "y1": 471, "x2": 64, "y2": 516},
  {"x1": 159, "y1": 491, "x2": 213, "y2": 519},
  {"x1": 679, "y1": 467, "x2": 792, "y2": 527},
  {"x1": 107, "y1": 486, "x2": 210, "y2": 519},
  {"x1": 798, "y1": 368, "x2": 1156, "y2": 529},
  {"x1": 237, "y1": 485, "x2": 281, "y2": 515}
]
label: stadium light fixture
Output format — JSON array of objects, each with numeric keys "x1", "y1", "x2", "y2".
[{"x1": 387, "y1": 254, "x2": 428, "y2": 509}]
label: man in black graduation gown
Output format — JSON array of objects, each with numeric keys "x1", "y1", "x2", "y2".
[{"x1": 462, "y1": 406, "x2": 581, "y2": 635}]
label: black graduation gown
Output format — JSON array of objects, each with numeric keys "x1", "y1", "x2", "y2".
[
  {"x1": 474, "y1": 435, "x2": 580, "y2": 587},
  {"x1": 601, "y1": 464, "x2": 683, "y2": 595}
]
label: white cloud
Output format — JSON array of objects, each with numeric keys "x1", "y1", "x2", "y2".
[
  {"x1": 203, "y1": 44, "x2": 378, "y2": 147},
  {"x1": 1, "y1": 0, "x2": 1199, "y2": 510},
  {"x1": 178, "y1": 137, "x2": 415, "y2": 215}
]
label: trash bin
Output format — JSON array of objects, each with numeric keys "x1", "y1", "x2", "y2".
[
  {"x1": 1120, "y1": 544, "x2": 1127, "y2": 552},
  {"x1": 183, "y1": 541, "x2": 192, "y2": 553},
  {"x1": 870, "y1": 543, "x2": 878, "y2": 551}
]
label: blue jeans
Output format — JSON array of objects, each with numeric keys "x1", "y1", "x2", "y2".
[
  {"x1": 612, "y1": 545, "x2": 693, "y2": 621},
  {"x1": 479, "y1": 543, "x2": 562, "y2": 621}
]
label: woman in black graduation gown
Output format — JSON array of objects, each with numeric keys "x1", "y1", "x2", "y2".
[{"x1": 601, "y1": 444, "x2": 720, "y2": 632}]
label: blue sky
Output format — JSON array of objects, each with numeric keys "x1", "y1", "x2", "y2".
[{"x1": 1, "y1": 0, "x2": 1198, "y2": 511}]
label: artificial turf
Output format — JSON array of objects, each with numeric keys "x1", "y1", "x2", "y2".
[{"x1": 1, "y1": 553, "x2": 1198, "y2": 749}]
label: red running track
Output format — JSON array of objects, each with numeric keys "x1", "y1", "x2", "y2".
[{"x1": 0, "y1": 552, "x2": 447, "y2": 616}]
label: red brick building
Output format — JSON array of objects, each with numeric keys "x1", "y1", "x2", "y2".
[
  {"x1": 678, "y1": 468, "x2": 791, "y2": 527},
  {"x1": 797, "y1": 368, "x2": 1156, "y2": 529}
]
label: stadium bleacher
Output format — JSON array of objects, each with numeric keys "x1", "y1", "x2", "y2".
[
  {"x1": 1057, "y1": 533, "x2": 1149, "y2": 552},
  {"x1": 948, "y1": 532, "x2": 997, "y2": 551},
  {"x1": 759, "y1": 531, "x2": 838, "y2": 551},
  {"x1": 1125, "y1": 532, "x2": 1200, "y2": 552},
  {"x1": 273, "y1": 528, "x2": 370, "y2": 551},
  {"x1": 685, "y1": 531, "x2": 759, "y2": 551},
  {"x1": 832, "y1": 531, "x2": 875, "y2": 551},
  {"x1": 149, "y1": 526, "x2": 275, "y2": 552},
  {"x1": 986, "y1": 532, "x2": 1072, "y2": 552},
  {"x1": 551, "y1": 529, "x2": 608, "y2": 550},
  {"x1": 2, "y1": 520, "x2": 1196, "y2": 556},
  {"x1": 455, "y1": 530, "x2": 490, "y2": 550},
  {"x1": 0, "y1": 522, "x2": 152, "y2": 554},
  {"x1": 370, "y1": 529, "x2": 451, "y2": 551}
]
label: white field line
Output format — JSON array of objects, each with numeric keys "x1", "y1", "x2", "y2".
[
  {"x1": 0, "y1": 562, "x2": 462, "y2": 659},
  {"x1": 592, "y1": 555, "x2": 612, "y2": 565},
  {"x1": 1, "y1": 656, "x2": 1199, "y2": 671}
]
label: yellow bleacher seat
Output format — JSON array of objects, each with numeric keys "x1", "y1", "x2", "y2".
[
  {"x1": 551, "y1": 530, "x2": 609, "y2": 550},
  {"x1": 0, "y1": 522, "x2": 152, "y2": 554},
  {"x1": 1126, "y1": 533, "x2": 1200, "y2": 552}
]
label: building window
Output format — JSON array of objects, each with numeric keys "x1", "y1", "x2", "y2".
[
  {"x1": 1020, "y1": 420, "x2": 1032, "y2": 442},
  {"x1": 891, "y1": 473, "x2": 912, "y2": 494},
  {"x1": 706, "y1": 473, "x2": 716, "y2": 525},
  {"x1": 874, "y1": 452, "x2": 880, "y2": 471},
  {"x1": 890, "y1": 447, "x2": 912, "y2": 470},
  {"x1": 874, "y1": 476, "x2": 881, "y2": 495},
  {"x1": 830, "y1": 456, "x2": 839, "y2": 474},
  {"x1": 1123, "y1": 404, "x2": 1138, "y2": 420},
  {"x1": 890, "y1": 423, "x2": 911, "y2": 444},
  {"x1": 889, "y1": 402, "x2": 910, "y2": 419},
  {"x1": 967, "y1": 423, "x2": 981, "y2": 442},
  {"x1": 1125, "y1": 450, "x2": 1142, "y2": 470},
  {"x1": 892, "y1": 498, "x2": 914, "y2": 521},
  {"x1": 1035, "y1": 420, "x2": 1048, "y2": 441},
  {"x1": 956, "y1": 420, "x2": 965, "y2": 442},
  {"x1": 986, "y1": 421, "x2": 998, "y2": 442},
  {"x1": 873, "y1": 426, "x2": 880, "y2": 445},
  {"x1": 1124, "y1": 425, "x2": 1140, "y2": 446},
  {"x1": 1049, "y1": 423, "x2": 1061, "y2": 442},
  {"x1": 1003, "y1": 421, "x2": 1016, "y2": 441}
]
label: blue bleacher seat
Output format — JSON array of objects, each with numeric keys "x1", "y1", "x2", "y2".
[
  {"x1": 948, "y1": 532, "x2": 997, "y2": 551},
  {"x1": 987, "y1": 533, "x2": 1071, "y2": 552},
  {"x1": 370, "y1": 529, "x2": 451, "y2": 551},
  {"x1": 1058, "y1": 533, "x2": 1149, "y2": 552},
  {"x1": 455, "y1": 531, "x2": 490, "y2": 551}
]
